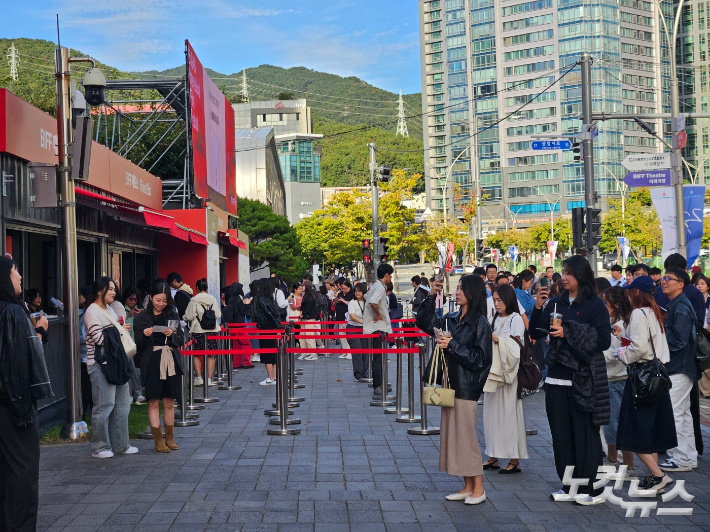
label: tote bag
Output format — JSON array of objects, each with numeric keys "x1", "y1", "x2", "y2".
[{"x1": 422, "y1": 345, "x2": 455, "y2": 407}]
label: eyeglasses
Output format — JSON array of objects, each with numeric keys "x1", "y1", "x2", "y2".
[
  {"x1": 661, "y1": 276, "x2": 680, "y2": 283},
  {"x1": 127, "y1": 296, "x2": 138, "y2": 301}
]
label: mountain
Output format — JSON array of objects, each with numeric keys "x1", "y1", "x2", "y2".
[{"x1": 0, "y1": 38, "x2": 425, "y2": 189}]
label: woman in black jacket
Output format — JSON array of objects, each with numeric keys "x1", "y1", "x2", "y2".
[
  {"x1": 0, "y1": 257, "x2": 52, "y2": 532},
  {"x1": 417, "y1": 275, "x2": 492, "y2": 506},
  {"x1": 223, "y1": 283, "x2": 254, "y2": 369},
  {"x1": 529, "y1": 255, "x2": 611, "y2": 505},
  {"x1": 299, "y1": 281, "x2": 321, "y2": 361},
  {"x1": 133, "y1": 282, "x2": 184, "y2": 453}
]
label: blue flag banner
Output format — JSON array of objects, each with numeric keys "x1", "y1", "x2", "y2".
[{"x1": 684, "y1": 185, "x2": 706, "y2": 268}]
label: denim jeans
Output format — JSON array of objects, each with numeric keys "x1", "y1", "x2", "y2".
[
  {"x1": 603, "y1": 378, "x2": 626, "y2": 446},
  {"x1": 88, "y1": 363, "x2": 131, "y2": 454}
]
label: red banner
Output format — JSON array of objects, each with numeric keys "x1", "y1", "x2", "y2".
[{"x1": 186, "y1": 41, "x2": 237, "y2": 215}]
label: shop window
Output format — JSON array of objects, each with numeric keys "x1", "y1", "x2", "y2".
[{"x1": 7, "y1": 230, "x2": 60, "y2": 315}]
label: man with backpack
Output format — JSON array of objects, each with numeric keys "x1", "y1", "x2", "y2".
[{"x1": 167, "y1": 272, "x2": 194, "y2": 320}]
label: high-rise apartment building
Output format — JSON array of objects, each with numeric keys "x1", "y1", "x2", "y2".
[
  {"x1": 418, "y1": 0, "x2": 670, "y2": 234},
  {"x1": 678, "y1": 1, "x2": 710, "y2": 182}
]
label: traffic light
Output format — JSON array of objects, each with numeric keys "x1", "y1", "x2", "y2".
[
  {"x1": 573, "y1": 142, "x2": 583, "y2": 162},
  {"x1": 362, "y1": 239, "x2": 372, "y2": 263},
  {"x1": 586, "y1": 207, "x2": 602, "y2": 248},
  {"x1": 378, "y1": 165, "x2": 391, "y2": 183},
  {"x1": 572, "y1": 207, "x2": 586, "y2": 250},
  {"x1": 378, "y1": 237, "x2": 390, "y2": 261},
  {"x1": 476, "y1": 238, "x2": 485, "y2": 257}
]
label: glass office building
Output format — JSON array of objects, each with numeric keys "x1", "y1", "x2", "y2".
[{"x1": 418, "y1": 0, "x2": 670, "y2": 232}]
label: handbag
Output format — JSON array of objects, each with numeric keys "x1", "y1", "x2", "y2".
[
  {"x1": 626, "y1": 314, "x2": 672, "y2": 405},
  {"x1": 95, "y1": 305, "x2": 137, "y2": 359},
  {"x1": 422, "y1": 345, "x2": 455, "y2": 407},
  {"x1": 512, "y1": 333, "x2": 542, "y2": 399}
]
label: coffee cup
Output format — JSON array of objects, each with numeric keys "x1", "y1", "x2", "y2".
[{"x1": 550, "y1": 312, "x2": 563, "y2": 329}]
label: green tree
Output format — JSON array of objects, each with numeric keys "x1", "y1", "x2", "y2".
[
  {"x1": 237, "y1": 197, "x2": 307, "y2": 282},
  {"x1": 599, "y1": 193, "x2": 662, "y2": 255}
]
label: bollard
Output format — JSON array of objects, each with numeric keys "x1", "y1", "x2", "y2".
[
  {"x1": 366, "y1": 338, "x2": 374, "y2": 387},
  {"x1": 264, "y1": 335, "x2": 294, "y2": 417},
  {"x1": 408, "y1": 339, "x2": 440, "y2": 435},
  {"x1": 370, "y1": 332, "x2": 395, "y2": 407},
  {"x1": 396, "y1": 340, "x2": 421, "y2": 424},
  {"x1": 289, "y1": 327, "x2": 305, "y2": 387},
  {"x1": 267, "y1": 341, "x2": 301, "y2": 434},
  {"x1": 384, "y1": 338, "x2": 408, "y2": 415},
  {"x1": 175, "y1": 368, "x2": 199, "y2": 427},
  {"x1": 219, "y1": 337, "x2": 241, "y2": 391}
]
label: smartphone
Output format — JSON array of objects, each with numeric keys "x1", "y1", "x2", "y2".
[
  {"x1": 30, "y1": 311, "x2": 43, "y2": 319},
  {"x1": 540, "y1": 277, "x2": 548, "y2": 288},
  {"x1": 51, "y1": 297, "x2": 64, "y2": 310},
  {"x1": 535, "y1": 327, "x2": 550, "y2": 334},
  {"x1": 434, "y1": 328, "x2": 442, "y2": 342},
  {"x1": 435, "y1": 272, "x2": 444, "y2": 283}
]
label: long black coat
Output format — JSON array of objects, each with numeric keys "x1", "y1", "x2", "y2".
[
  {"x1": 133, "y1": 309, "x2": 185, "y2": 385},
  {"x1": 416, "y1": 296, "x2": 492, "y2": 401},
  {"x1": 0, "y1": 301, "x2": 53, "y2": 427}
]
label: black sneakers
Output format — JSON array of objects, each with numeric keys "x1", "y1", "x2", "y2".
[{"x1": 638, "y1": 474, "x2": 672, "y2": 492}]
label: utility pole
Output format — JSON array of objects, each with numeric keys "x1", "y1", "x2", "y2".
[
  {"x1": 7, "y1": 43, "x2": 19, "y2": 82},
  {"x1": 240, "y1": 69, "x2": 250, "y2": 103},
  {"x1": 580, "y1": 52, "x2": 598, "y2": 274},
  {"x1": 396, "y1": 90, "x2": 409, "y2": 138},
  {"x1": 670, "y1": 1, "x2": 686, "y2": 256},
  {"x1": 369, "y1": 143, "x2": 380, "y2": 276},
  {"x1": 55, "y1": 46, "x2": 85, "y2": 440}
]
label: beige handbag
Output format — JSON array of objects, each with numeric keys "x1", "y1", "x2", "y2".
[{"x1": 423, "y1": 345, "x2": 455, "y2": 407}]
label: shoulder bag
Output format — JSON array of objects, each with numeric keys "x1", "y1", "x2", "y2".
[
  {"x1": 626, "y1": 310, "x2": 672, "y2": 405},
  {"x1": 95, "y1": 305, "x2": 137, "y2": 359},
  {"x1": 678, "y1": 300, "x2": 710, "y2": 372},
  {"x1": 422, "y1": 345, "x2": 455, "y2": 407}
]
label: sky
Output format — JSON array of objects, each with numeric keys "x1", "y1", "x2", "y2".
[{"x1": 4, "y1": 0, "x2": 423, "y2": 94}]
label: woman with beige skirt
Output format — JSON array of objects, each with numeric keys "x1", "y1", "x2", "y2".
[{"x1": 416, "y1": 275, "x2": 493, "y2": 505}]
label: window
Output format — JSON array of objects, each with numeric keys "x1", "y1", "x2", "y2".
[
  {"x1": 508, "y1": 169, "x2": 559, "y2": 181},
  {"x1": 503, "y1": 29, "x2": 554, "y2": 46},
  {"x1": 506, "y1": 76, "x2": 555, "y2": 91},
  {"x1": 505, "y1": 60, "x2": 555, "y2": 76},
  {"x1": 502, "y1": 0, "x2": 553, "y2": 17},
  {"x1": 507, "y1": 122, "x2": 558, "y2": 136},
  {"x1": 503, "y1": 45, "x2": 555, "y2": 62},
  {"x1": 507, "y1": 106, "x2": 556, "y2": 120},
  {"x1": 502, "y1": 13, "x2": 553, "y2": 31},
  {"x1": 509, "y1": 185, "x2": 560, "y2": 197},
  {"x1": 505, "y1": 92, "x2": 556, "y2": 107},
  {"x1": 510, "y1": 202, "x2": 560, "y2": 214},
  {"x1": 507, "y1": 153, "x2": 558, "y2": 166},
  {"x1": 507, "y1": 141, "x2": 532, "y2": 151}
]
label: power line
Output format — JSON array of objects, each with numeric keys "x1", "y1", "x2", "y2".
[
  {"x1": 6, "y1": 43, "x2": 19, "y2": 82},
  {"x1": 375, "y1": 62, "x2": 578, "y2": 155}
]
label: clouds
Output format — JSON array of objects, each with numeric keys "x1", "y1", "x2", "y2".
[{"x1": 12, "y1": 0, "x2": 422, "y2": 92}]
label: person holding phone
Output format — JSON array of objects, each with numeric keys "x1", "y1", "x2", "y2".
[
  {"x1": 122, "y1": 286, "x2": 146, "y2": 405},
  {"x1": 133, "y1": 282, "x2": 184, "y2": 453},
  {"x1": 528, "y1": 255, "x2": 611, "y2": 505}
]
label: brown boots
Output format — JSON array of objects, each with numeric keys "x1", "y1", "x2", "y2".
[
  {"x1": 165, "y1": 425, "x2": 179, "y2": 450},
  {"x1": 151, "y1": 426, "x2": 170, "y2": 453}
]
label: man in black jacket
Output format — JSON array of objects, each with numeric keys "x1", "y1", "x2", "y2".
[
  {"x1": 167, "y1": 272, "x2": 193, "y2": 320},
  {"x1": 410, "y1": 276, "x2": 428, "y2": 316}
]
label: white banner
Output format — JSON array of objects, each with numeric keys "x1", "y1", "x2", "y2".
[{"x1": 650, "y1": 186, "x2": 678, "y2": 259}]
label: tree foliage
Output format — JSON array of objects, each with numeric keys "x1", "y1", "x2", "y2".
[
  {"x1": 598, "y1": 190, "x2": 662, "y2": 255},
  {"x1": 295, "y1": 169, "x2": 421, "y2": 268},
  {"x1": 237, "y1": 197, "x2": 307, "y2": 282}
]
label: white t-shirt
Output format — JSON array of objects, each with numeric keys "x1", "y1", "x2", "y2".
[{"x1": 363, "y1": 280, "x2": 392, "y2": 334}]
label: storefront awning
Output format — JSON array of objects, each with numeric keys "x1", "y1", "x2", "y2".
[
  {"x1": 218, "y1": 231, "x2": 247, "y2": 249},
  {"x1": 168, "y1": 225, "x2": 191, "y2": 242},
  {"x1": 188, "y1": 232, "x2": 209, "y2": 246}
]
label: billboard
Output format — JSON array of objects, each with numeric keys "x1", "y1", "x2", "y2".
[{"x1": 186, "y1": 41, "x2": 237, "y2": 215}]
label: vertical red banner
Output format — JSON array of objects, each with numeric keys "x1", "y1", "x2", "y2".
[{"x1": 187, "y1": 41, "x2": 207, "y2": 199}]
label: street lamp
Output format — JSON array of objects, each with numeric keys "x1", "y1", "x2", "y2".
[
  {"x1": 55, "y1": 47, "x2": 106, "y2": 440},
  {"x1": 682, "y1": 157, "x2": 710, "y2": 184},
  {"x1": 528, "y1": 186, "x2": 562, "y2": 241}
]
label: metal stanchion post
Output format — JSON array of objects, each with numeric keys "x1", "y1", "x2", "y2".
[
  {"x1": 371, "y1": 332, "x2": 395, "y2": 407},
  {"x1": 364, "y1": 353, "x2": 373, "y2": 384},
  {"x1": 288, "y1": 329, "x2": 304, "y2": 403},
  {"x1": 267, "y1": 341, "x2": 301, "y2": 434},
  {"x1": 408, "y1": 338, "x2": 440, "y2": 435},
  {"x1": 186, "y1": 351, "x2": 204, "y2": 411},
  {"x1": 290, "y1": 326, "x2": 305, "y2": 387},
  {"x1": 194, "y1": 349, "x2": 219, "y2": 404},
  {"x1": 397, "y1": 340, "x2": 421, "y2": 424},
  {"x1": 219, "y1": 336, "x2": 241, "y2": 391},
  {"x1": 384, "y1": 338, "x2": 408, "y2": 415},
  {"x1": 175, "y1": 358, "x2": 199, "y2": 427}
]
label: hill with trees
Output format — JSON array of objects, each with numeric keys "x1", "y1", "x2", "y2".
[{"x1": 1, "y1": 38, "x2": 425, "y2": 190}]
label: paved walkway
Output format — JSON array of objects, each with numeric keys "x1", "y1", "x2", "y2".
[{"x1": 39, "y1": 356, "x2": 710, "y2": 532}]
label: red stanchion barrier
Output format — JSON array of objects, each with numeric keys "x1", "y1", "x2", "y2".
[
  {"x1": 387, "y1": 333, "x2": 428, "y2": 338},
  {"x1": 293, "y1": 333, "x2": 381, "y2": 340},
  {"x1": 182, "y1": 348, "x2": 279, "y2": 355},
  {"x1": 208, "y1": 335, "x2": 283, "y2": 341},
  {"x1": 286, "y1": 348, "x2": 418, "y2": 355}
]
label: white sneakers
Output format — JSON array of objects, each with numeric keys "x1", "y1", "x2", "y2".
[
  {"x1": 305, "y1": 355, "x2": 318, "y2": 361},
  {"x1": 91, "y1": 450, "x2": 114, "y2": 459},
  {"x1": 122, "y1": 446, "x2": 139, "y2": 455},
  {"x1": 338, "y1": 353, "x2": 352, "y2": 359},
  {"x1": 194, "y1": 376, "x2": 204, "y2": 386},
  {"x1": 259, "y1": 378, "x2": 276, "y2": 386},
  {"x1": 550, "y1": 490, "x2": 576, "y2": 502},
  {"x1": 208, "y1": 379, "x2": 217, "y2": 387},
  {"x1": 575, "y1": 495, "x2": 606, "y2": 506},
  {"x1": 297, "y1": 355, "x2": 307, "y2": 360},
  {"x1": 251, "y1": 354, "x2": 260, "y2": 363},
  {"x1": 465, "y1": 493, "x2": 487, "y2": 505}
]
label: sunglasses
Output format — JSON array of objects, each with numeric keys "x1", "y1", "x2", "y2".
[{"x1": 661, "y1": 276, "x2": 680, "y2": 283}]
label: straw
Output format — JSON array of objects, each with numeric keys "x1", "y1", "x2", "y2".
[{"x1": 554, "y1": 303, "x2": 557, "y2": 319}]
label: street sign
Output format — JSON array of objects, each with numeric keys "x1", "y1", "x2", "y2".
[
  {"x1": 673, "y1": 113, "x2": 686, "y2": 133},
  {"x1": 623, "y1": 169, "x2": 672, "y2": 187},
  {"x1": 675, "y1": 130, "x2": 688, "y2": 150},
  {"x1": 622, "y1": 153, "x2": 671, "y2": 172},
  {"x1": 532, "y1": 140, "x2": 572, "y2": 150}
]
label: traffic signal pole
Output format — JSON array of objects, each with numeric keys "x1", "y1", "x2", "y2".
[
  {"x1": 580, "y1": 53, "x2": 598, "y2": 275},
  {"x1": 369, "y1": 143, "x2": 380, "y2": 275}
]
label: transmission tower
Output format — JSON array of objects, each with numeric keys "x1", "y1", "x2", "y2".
[
  {"x1": 240, "y1": 69, "x2": 250, "y2": 103},
  {"x1": 6, "y1": 43, "x2": 19, "y2": 82},
  {"x1": 396, "y1": 90, "x2": 409, "y2": 137}
]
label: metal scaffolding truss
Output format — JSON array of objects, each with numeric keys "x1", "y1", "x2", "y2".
[{"x1": 94, "y1": 78, "x2": 192, "y2": 209}]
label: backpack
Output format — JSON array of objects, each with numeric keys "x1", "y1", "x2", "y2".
[
  {"x1": 94, "y1": 326, "x2": 133, "y2": 386},
  {"x1": 513, "y1": 333, "x2": 542, "y2": 399},
  {"x1": 198, "y1": 302, "x2": 217, "y2": 330}
]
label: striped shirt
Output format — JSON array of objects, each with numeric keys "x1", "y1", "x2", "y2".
[{"x1": 84, "y1": 303, "x2": 118, "y2": 366}]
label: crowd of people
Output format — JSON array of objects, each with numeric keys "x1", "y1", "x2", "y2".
[
  {"x1": 1, "y1": 251, "x2": 709, "y2": 529},
  {"x1": 414, "y1": 252, "x2": 706, "y2": 507}
]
